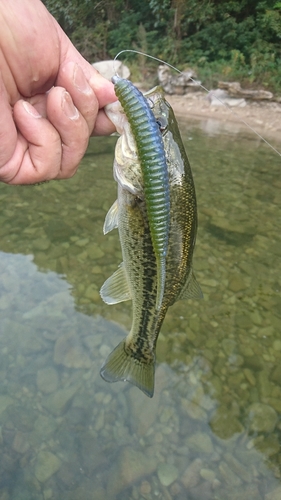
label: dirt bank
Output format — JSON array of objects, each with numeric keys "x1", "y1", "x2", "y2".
[{"x1": 166, "y1": 92, "x2": 281, "y2": 145}]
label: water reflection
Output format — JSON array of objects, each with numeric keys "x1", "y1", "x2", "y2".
[{"x1": 0, "y1": 123, "x2": 281, "y2": 499}]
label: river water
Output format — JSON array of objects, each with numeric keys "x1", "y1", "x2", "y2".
[{"x1": 0, "y1": 116, "x2": 280, "y2": 500}]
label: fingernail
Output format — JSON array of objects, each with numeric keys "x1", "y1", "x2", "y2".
[
  {"x1": 22, "y1": 101, "x2": 42, "y2": 118},
  {"x1": 62, "y1": 91, "x2": 79, "y2": 120},
  {"x1": 73, "y1": 63, "x2": 92, "y2": 95}
]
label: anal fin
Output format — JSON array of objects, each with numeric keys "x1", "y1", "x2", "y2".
[{"x1": 177, "y1": 269, "x2": 203, "y2": 300}]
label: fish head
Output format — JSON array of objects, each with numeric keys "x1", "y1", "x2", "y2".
[
  {"x1": 145, "y1": 86, "x2": 186, "y2": 182},
  {"x1": 144, "y1": 86, "x2": 172, "y2": 137}
]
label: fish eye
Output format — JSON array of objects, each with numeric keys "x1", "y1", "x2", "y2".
[{"x1": 156, "y1": 116, "x2": 168, "y2": 133}]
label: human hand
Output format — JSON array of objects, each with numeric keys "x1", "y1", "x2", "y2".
[{"x1": 0, "y1": 0, "x2": 117, "y2": 184}]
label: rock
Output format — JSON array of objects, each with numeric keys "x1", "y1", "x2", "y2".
[
  {"x1": 107, "y1": 446, "x2": 157, "y2": 497},
  {"x1": 33, "y1": 415, "x2": 58, "y2": 442},
  {"x1": 224, "y1": 453, "x2": 252, "y2": 483},
  {"x1": 219, "y1": 461, "x2": 242, "y2": 487},
  {"x1": 187, "y1": 432, "x2": 214, "y2": 454},
  {"x1": 34, "y1": 451, "x2": 61, "y2": 483},
  {"x1": 181, "y1": 399, "x2": 207, "y2": 421},
  {"x1": 218, "y1": 81, "x2": 273, "y2": 100},
  {"x1": 200, "y1": 468, "x2": 216, "y2": 482},
  {"x1": 189, "y1": 481, "x2": 213, "y2": 500},
  {"x1": 54, "y1": 333, "x2": 91, "y2": 369},
  {"x1": 36, "y1": 367, "x2": 59, "y2": 393},
  {"x1": 270, "y1": 365, "x2": 281, "y2": 385},
  {"x1": 158, "y1": 64, "x2": 201, "y2": 95},
  {"x1": 157, "y1": 463, "x2": 179, "y2": 486},
  {"x1": 207, "y1": 89, "x2": 246, "y2": 107},
  {"x1": 67, "y1": 479, "x2": 106, "y2": 500},
  {"x1": 221, "y1": 338, "x2": 237, "y2": 356},
  {"x1": 86, "y1": 242, "x2": 104, "y2": 259},
  {"x1": 42, "y1": 383, "x2": 80, "y2": 416},
  {"x1": 255, "y1": 434, "x2": 280, "y2": 457},
  {"x1": 210, "y1": 406, "x2": 244, "y2": 439},
  {"x1": 32, "y1": 238, "x2": 51, "y2": 251},
  {"x1": 92, "y1": 60, "x2": 130, "y2": 81},
  {"x1": 266, "y1": 486, "x2": 281, "y2": 500},
  {"x1": 12, "y1": 431, "x2": 30, "y2": 454},
  {"x1": 79, "y1": 432, "x2": 107, "y2": 474},
  {"x1": 128, "y1": 364, "x2": 170, "y2": 435},
  {"x1": 228, "y1": 274, "x2": 247, "y2": 292},
  {"x1": 0, "y1": 395, "x2": 14, "y2": 416},
  {"x1": 247, "y1": 403, "x2": 278, "y2": 433}
]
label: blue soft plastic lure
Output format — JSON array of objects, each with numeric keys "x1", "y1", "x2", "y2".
[{"x1": 112, "y1": 75, "x2": 170, "y2": 310}]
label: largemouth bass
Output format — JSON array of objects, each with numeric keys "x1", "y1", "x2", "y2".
[{"x1": 100, "y1": 83, "x2": 202, "y2": 397}]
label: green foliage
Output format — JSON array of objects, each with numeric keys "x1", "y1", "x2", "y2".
[{"x1": 42, "y1": 0, "x2": 281, "y2": 93}]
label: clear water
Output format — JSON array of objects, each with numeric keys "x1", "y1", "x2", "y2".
[{"x1": 0, "y1": 117, "x2": 281, "y2": 500}]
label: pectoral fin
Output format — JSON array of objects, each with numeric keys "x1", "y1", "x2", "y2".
[
  {"x1": 100, "y1": 263, "x2": 131, "y2": 304},
  {"x1": 103, "y1": 200, "x2": 119, "y2": 234},
  {"x1": 177, "y1": 270, "x2": 203, "y2": 300}
]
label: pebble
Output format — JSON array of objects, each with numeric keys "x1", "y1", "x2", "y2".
[
  {"x1": 187, "y1": 432, "x2": 214, "y2": 455},
  {"x1": 181, "y1": 459, "x2": 202, "y2": 489},
  {"x1": 265, "y1": 486, "x2": 281, "y2": 500},
  {"x1": 0, "y1": 396, "x2": 14, "y2": 416},
  {"x1": 54, "y1": 333, "x2": 91, "y2": 369},
  {"x1": 34, "y1": 451, "x2": 61, "y2": 483},
  {"x1": 200, "y1": 468, "x2": 216, "y2": 481},
  {"x1": 107, "y1": 447, "x2": 157, "y2": 497},
  {"x1": 247, "y1": 402, "x2": 278, "y2": 433},
  {"x1": 157, "y1": 463, "x2": 179, "y2": 486},
  {"x1": 209, "y1": 406, "x2": 244, "y2": 439},
  {"x1": 42, "y1": 383, "x2": 80, "y2": 416},
  {"x1": 37, "y1": 367, "x2": 59, "y2": 393},
  {"x1": 12, "y1": 431, "x2": 30, "y2": 454}
]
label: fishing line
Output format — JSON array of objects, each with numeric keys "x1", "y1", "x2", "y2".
[{"x1": 113, "y1": 49, "x2": 281, "y2": 158}]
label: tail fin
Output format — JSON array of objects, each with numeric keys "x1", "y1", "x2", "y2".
[{"x1": 100, "y1": 339, "x2": 155, "y2": 398}]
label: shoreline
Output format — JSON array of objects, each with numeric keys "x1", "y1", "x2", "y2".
[{"x1": 165, "y1": 92, "x2": 281, "y2": 144}]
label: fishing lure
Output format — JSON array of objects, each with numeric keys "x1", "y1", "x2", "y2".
[{"x1": 112, "y1": 75, "x2": 170, "y2": 310}]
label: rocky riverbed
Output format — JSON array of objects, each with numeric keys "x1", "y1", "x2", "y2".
[{"x1": 0, "y1": 114, "x2": 280, "y2": 499}]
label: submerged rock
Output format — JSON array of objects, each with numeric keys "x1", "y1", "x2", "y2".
[
  {"x1": 181, "y1": 458, "x2": 202, "y2": 489},
  {"x1": 210, "y1": 406, "x2": 244, "y2": 439},
  {"x1": 42, "y1": 383, "x2": 81, "y2": 416},
  {"x1": 54, "y1": 333, "x2": 91, "y2": 369},
  {"x1": 107, "y1": 446, "x2": 157, "y2": 497},
  {"x1": 34, "y1": 450, "x2": 61, "y2": 483},
  {"x1": 157, "y1": 462, "x2": 179, "y2": 486},
  {"x1": 36, "y1": 367, "x2": 59, "y2": 393},
  {"x1": 247, "y1": 403, "x2": 278, "y2": 433},
  {"x1": 187, "y1": 432, "x2": 214, "y2": 454}
]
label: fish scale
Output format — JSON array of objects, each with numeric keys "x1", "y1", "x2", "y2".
[{"x1": 112, "y1": 75, "x2": 170, "y2": 309}]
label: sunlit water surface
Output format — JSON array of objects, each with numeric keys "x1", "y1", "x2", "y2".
[{"x1": 0, "y1": 118, "x2": 281, "y2": 500}]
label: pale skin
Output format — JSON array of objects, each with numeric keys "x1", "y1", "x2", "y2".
[{"x1": 0, "y1": 0, "x2": 117, "y2": 184}]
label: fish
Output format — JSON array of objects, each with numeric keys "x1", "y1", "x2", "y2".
[{"x1": 100, "y1": 82, "x2": 202, "y2": 397}]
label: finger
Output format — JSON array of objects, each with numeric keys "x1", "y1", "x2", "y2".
[
  {"x1": 46, "y1": 86, "x2": 89, "y2": 178},
  {"x1": 57, "y1": 61, "x2": 116, "y2": 135},
  {"x1": 6, "y1": 100, "x2": 61, "y2": 184},
  {"x1": 91, "y1": 109, "x2": 116, "y2": 136},
  {"x1": 53, "y1": 25, "x2": 117, "y2": 108},
  {"x1": 0, "y1": 75, "x2": 18, "y2": 179},
  {"x1": 56, "y1": 61, "x2": 98, "y2": 134}
]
